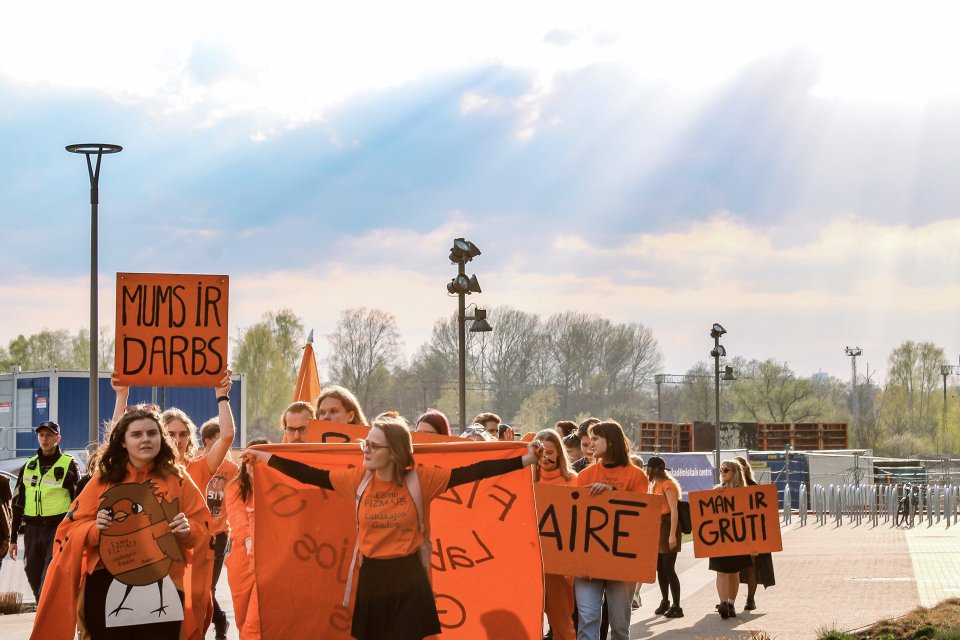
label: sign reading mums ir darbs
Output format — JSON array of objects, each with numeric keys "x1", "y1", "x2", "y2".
[{"x1": 114, "y1": 273, "x2": 229, "y2": 387}]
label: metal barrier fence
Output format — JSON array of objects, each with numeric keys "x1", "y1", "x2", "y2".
[{"x1": 783, "y1": 482, "x2": 960, "y2": 528}]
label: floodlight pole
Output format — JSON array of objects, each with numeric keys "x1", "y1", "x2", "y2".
[
  {"x1": 66, "y1": 143, "x2": 122, "y2": 446},
  {"x1": 714, "y1": 333, "x2": 722, "y2": 483},
  {"x1": 457, "y1": 260, "x2": 467, "y2": 434}
]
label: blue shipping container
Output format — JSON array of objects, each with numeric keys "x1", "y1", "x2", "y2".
[{"x1": 749, "y1": 452, "x2": 810, "y2": 511}]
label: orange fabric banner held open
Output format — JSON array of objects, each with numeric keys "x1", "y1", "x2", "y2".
[
  {"x1": 302, "y1": 420, "x2": 465, "y2": 444},
  {"x1": 252, "y1": 442, "x2": 543, "y2": 640},
  {"x1": 689, "y1": 484, "x2": 783, "y2": 558},
  {"x1": 114, "y1": 273, "x2": 229, "y2": 387},
  {"x1": 535, "y1": 484, "x2": 663, "y2": 583}
]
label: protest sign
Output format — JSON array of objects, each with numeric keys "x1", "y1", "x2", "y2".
[
  {"x1": 253, "y1": 441, "x2": 543, "y2": 640},
  {"x1": 114, "y1": 273, "x2": 228, "y2": 386},
  {"x1": 689, "y1": 484, "x2": 782, "y2": 558},
  {"x1": 535, "y1": 484, "x2": 662, "y2": 583}
]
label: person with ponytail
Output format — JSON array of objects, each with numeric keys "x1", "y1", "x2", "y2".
[
  {"x1": 534, "y1": 429, "x2": 577, "y2": 640},
  {"x1": 242, "y1": 412, "x2": 543, "y2": 640},
  {"x1": 646, "y1": 456, "x2": 683, "y2": 618},
  {"x1": 573, "y1": 420, "x2": 648, "y2": 640},
  {"x1": 224, "y1": 437, "x2": 271, "y2": 640}
]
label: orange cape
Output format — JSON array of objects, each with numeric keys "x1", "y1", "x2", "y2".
[{"x1": 30, "y1": 464, "x2": 214, "y2": 640}]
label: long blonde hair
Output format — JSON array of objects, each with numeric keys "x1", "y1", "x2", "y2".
[
  {"x1": 719, "y1": 459, "x2": 746, "y2": 488},
  {"x1": 161, "y1": 407, "x2": 199, "y2": 460},
  {"x1": 316, "y1": 386, "x2": 368, "y2": 425},
  {"x1": 533, "y1": 429, "x2": 574, "y2": 482}
]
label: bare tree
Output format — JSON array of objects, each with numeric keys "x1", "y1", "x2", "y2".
[{"x1": 327, "y1": 308, "x2": 402, "y2": 411}]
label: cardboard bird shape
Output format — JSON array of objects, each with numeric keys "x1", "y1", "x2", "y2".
[{"x1": 98, "y1": 481, "x2": 185, "y2": 584}]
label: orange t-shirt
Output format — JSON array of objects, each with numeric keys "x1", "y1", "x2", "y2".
[
  {"x1": 576, "y1": 462, "x2": 648, "y2": 493},
  {"x1": 537, "y1": 468, "x2": 577, "y2": 487},
  {"x1": 187, "y1": 456, "x2": 238, "y2": 534},
  {"x1": 650, "y1": 480, "x2": 680, "y2": 516},
  {"x1": 329, "y1": 465, "x2": 452, "y2": 560}
]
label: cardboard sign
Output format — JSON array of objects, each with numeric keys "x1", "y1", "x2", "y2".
[
  {"x1": 689, "y1": 484, "x2": 782, "y2": 558},
  {"x1": 535, "y1": 484, "x2": 663, "y2": 583},
  {"x1": 97, "y1": 481, "x2": 184, "y2": 585},
  {"x1": 253, "y1": 442, "x2": 543, "y2": 640},
  {"x1": 115, "y1": 273, "x2": 228, "y2": 386}
]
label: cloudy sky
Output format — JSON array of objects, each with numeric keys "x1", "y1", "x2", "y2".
[{"x1": 2, "y1": 2, "x2": 959, "y2": 382}]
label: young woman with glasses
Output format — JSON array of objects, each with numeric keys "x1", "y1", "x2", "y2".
[
  {"x1": 711, "y1": 461, "x2": 753, "y2": 619},
  {"x1": 573, "y1": 420, "x2": 648, "y2": 640},
  {"x1": 242, "y1": 412, "x2": 543, "y2": 640}
]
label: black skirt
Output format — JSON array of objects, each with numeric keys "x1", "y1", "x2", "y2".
[
  {"x1": 740, "y1": 553, "x2": 776, "y2": 587},
  {"x1": 351, "y1": 552, "x2": 441, "y2": 640},
  {"x1": 708, "y1": 554, "x2": 753, "y2": 573}
]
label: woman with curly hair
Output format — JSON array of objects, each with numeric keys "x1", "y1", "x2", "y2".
[{"x1": 30, "y1": 406, "x2": 212, "y2": 640}]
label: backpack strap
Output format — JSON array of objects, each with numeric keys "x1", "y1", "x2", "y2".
[
  {"x1": 404, "y1": 468, "x2": 434, "y2": 582},
  {"x1": 342, "y1": 470, "x2": 373, "y2": 607}
]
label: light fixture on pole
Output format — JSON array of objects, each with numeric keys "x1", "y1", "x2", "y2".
[
  {"x1": 710, "y1": 322, "x2": 728, "y2": 483},
  {"x1": 66, "y1": 143, "x2": 122, "y2": 447},
  {"x1": 447, "y1": 238, "x2": 490, "y2": 434}
]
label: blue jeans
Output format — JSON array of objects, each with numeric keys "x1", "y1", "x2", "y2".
[{"x1": 574, "y1": 578, "x2": 636, "y2": 640}]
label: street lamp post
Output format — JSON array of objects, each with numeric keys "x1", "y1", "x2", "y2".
[
  {"x1": 710, "y1": 323, "x2": 734, "y2": 483},
  {"x1": 447, "y1": 238, "x2": 490, "y2": 433},
  {"x1": 66, "y1": 143, "x2": 122, "y2": 446}
]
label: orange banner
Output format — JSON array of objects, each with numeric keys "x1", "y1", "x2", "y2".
[
  {"x1": 114, "y1": 273, "x2": 229, "y2": 387},
  {"x1": 689, "y1": 484, "x2": 783, "y2": 558},
  {"x1": 535, "y1": 484, "x2": 662, "y2": 583},
  {"x1": 302, "y1": 420, "x2": 465, "y2": 444},
  {"x1": 252, "y1": 442, "x2": 543, "y2": 640}
]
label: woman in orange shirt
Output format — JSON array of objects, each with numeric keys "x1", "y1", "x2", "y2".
[
  {"x1": 646, "y1": 456, "x2": 683, "y2": 618},
  {"x1": 534, "y1": 429, "x2": 577, "y2": 640},
  {"x1": 574, "y1": 420, "x2": 648, "y2": 640},
  {"x1": 31, "y1": 406, "x2": 212, "y2": 640},
  {"x1": 224, "y1": 437, "x2": 270, "y2": 640},
  {"x1": 243, "y1": 413, "x2": 543, "y2": 640}
]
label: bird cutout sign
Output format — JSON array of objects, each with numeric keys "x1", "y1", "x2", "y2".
[{"x1": 97, "y1": 481, "x2": 186, "y2": 627}]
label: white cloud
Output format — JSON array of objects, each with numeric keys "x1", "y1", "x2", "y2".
[
  {"x1": 6, "y1": 2, "x2": 959, "y2": 135},
  {"x1": 3, "y1": 213, "x2": 958, "y2": 383}
]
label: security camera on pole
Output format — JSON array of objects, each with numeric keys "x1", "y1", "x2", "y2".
[{"x1": 447, "y1": 238, "x2": 492, "y2": 433}]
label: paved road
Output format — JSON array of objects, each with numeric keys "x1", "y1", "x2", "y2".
[{"x1": 1, "y1": 519, "x2": 957, "y2": 639}]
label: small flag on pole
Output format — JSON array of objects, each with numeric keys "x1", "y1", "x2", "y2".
[{"x1": 293, "y1": 329, "x2": 321, "y2": 403}]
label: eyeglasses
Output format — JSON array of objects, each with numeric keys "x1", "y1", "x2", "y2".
[
  {"x1": 284, "y1": 426, "x2": 307, "y2": 434},
  {"x1": 720, "y1": 467, "x2": 733, "y2": 473},
  {"x1": 359, "y1": 439, "x2": 388, "y2": 453}
]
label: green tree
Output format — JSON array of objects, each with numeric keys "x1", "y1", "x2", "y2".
[
  {"x1": 231, "y1": 309, "x2": 304, "y2": 441},
  {"x1": 883, "y1": 340, "x2": 944, "y2": 441},
  {"x1": 729, "y1": 359, "x2": 824, "y2": 423},
  {"x1": 513, "y1": 387, "x2": 560, "y2": 434}
]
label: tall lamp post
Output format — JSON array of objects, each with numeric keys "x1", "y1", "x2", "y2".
[
  {"x1": 940, "y1": 361, "x2": 960, "y2": 455},
  {"x1": 447, "y1": 238, "x2": 491, "y2": 433},
  {"x1": 66, "y1": 143, "x2": 122, "y2": 446},
  {"x1": 710, "y1": 323, "x2": 735, "y2": 483}
]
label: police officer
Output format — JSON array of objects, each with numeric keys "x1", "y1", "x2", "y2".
[{"x1": 8, "y1": 420, "x2": 81, "y2": 600}]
